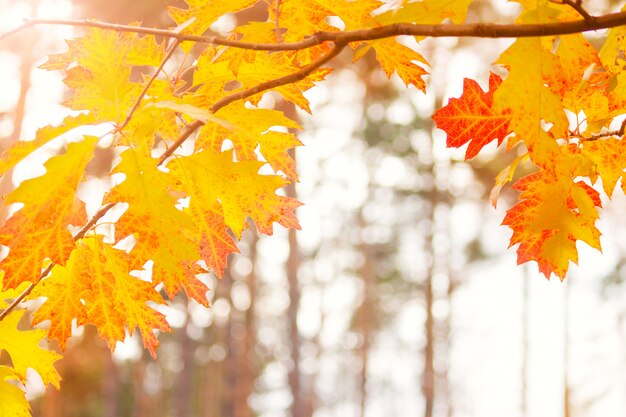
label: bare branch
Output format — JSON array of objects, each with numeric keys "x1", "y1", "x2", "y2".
[
  {"x1": 0, "y1": 202, "x2": 117, "y2": 321},
  {"x1": 2, "y1": 11, "x2": 626, "y2": 50}
]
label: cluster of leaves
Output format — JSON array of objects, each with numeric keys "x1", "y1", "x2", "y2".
[
  {"x1": 432, "y1": 3, "x2": 626, "y2": 279},
  {"x1": 1, "y1": 0, "x2": 626, "y2": 414}
]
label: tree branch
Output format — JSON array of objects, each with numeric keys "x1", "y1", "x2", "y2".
[
  {"x1": 2, "y1": 11, "x2": 626, "y2": 49},
  {"x1": 0, "y1": 202, "x2": 117, "y2": 321},
  {"x1": 0, "y1": 35, "x2": 340, "y2": 317},
  {"x1": 210, "y1": 42, "x2": 345, "y2": 113},
  {"x1": 158, "y1": 42, "x2": 347, "y2": 163}
]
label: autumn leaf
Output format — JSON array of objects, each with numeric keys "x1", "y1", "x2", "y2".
[
  {"x1": 489, "y1": 153, "x2": 529, "y2": 208},
  {"x1": 377, "y1": 0, "x2": 472, "y2": 26},
  {"x1": 0, "y1": 309, "x2": 62, "y2": 388},
  {"x1": 0, "y1": 137, "x2": 97, "y2": 289},
  {"x1": 433, "y1": 73, "x2": 511, "y2": 159},
  {"x1": 503, "y1": 148, "x2": 601, "y2": 279},
  {"x1": 169, "y1": 0, "x2": 258, "y2": 39},
  {"x1": 170, "y1": 149, "x2": 301, "y2": 238},
  {"x1": 582, "y1": 137, "x2": 626, "y2": 198},
  {"x1": 35, "y1": 236, "x2": 170, "y2": 358},
  {"x1": 0, "y1": 366, "x2": 30, "y2": 417},
  {"x1": 195, "y1": 101, "x2": 302, "y2": 180},
  {"x1": 0, "y1": 113, "x2": 95, "y2": 177},
  {"x1": 32, "y1": 257, "x2": 88, "y2": 351},
  {"x1": 106, "y1": 149, "x2": 208, "y2": 305},
  {"x1": 365, "y1": 38, "x2": 430, "y2": 92},
  {"x1": 42, "y1": 28, "x2": 164, "y2": 123},
  {"x1": 494, "y1": 38, "x2": 567, "y2": 164}
]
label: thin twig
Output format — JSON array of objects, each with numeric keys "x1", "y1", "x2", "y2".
[
  {"x1": 559, "y1": 0, "x2": 595, "y2": 22},
  {"x1": 116, "y1": 39, "x2": 181, "y2": 132},
  {"x1": 2, "y1": 12, "x2": 626, "y2": 49},
  {"x1": 0, "y1": 202, "x2": 116, "y2": 321},
  {"x1": 158, "y1": 119, "x2": 205, "y2": 164},
  {"x1": 158, "y1": 42, "x2": 346, "y2": 163},
  {"x1": 210, "y1": 42, "x2": 346, "y2": 112},
  {"x1": 275, "y1": 0, "x2": 283, "y2": 43}
]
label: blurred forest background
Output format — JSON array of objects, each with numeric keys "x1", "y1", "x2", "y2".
[{"x1": 3, "y1": 0, "x2": 626, "y2": 416}]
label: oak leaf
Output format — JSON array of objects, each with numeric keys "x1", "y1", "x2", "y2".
[
  {"x1": 170, "y1": 149, "x2": 301, "y2": 238},
  {"x1": 0, "y1": 366, "x2": 30, "y2": 417},
  {"x1": 34, "y1": 236, "x2": 170, "y2": 357},
  {"x1": 433, "y1": 73, "x2": 511, "y2": 159},
  {"x1": 0, "y1": 310, "x2": 61, "y2": 389},
  {"x1": 0, "y1": 137, "x2": 96, "y2": 289},
  {"x1": 503, "y1": 149, "x2": 601, "y2": 279},
  {"x1": 106, "y1": 149, "x2": 208, "y2": 305}
]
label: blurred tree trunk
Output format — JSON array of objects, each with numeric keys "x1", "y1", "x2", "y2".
[
  {"x1": 222, "y1": 270, "x2": 235, "y2": 417},
  {"x1": 132, "y1": 357, "x2": 150, "y2": 417},
  {"x1": 176, "y1": 319, "x2": 194, "y2": 417},
  {"x1": 231, "y1": 234, "x2": 258, "y2": 417},
  {"x1": 243, "y1": 235, "x2": 259, "y2": 417},
  {"x1": 422, "y1": 155, "x2": 436, "y2": 417},
  {"x1": 521, "y1": 268, "x2": 530, "y2": 417},
  {"x1": 286, "y1": 154, "x2": 302, "y2": 417},
  {"x1": 9, "y1": 31, "x2": 33, "y2": 143},
  {"x1": 39, "y1": 382, "x2": 60, "y2": 417},
  {"x1": 357, "y1": 220, "x2": 374, "y2": 417},
  {"x1": 564, "y1": 280, "x2": 571, "y2": 417},
  {"x1": 423, "y1": 267, "x2": 435, "y2": 417},
  {"x1": 104, "y1": 353, "x2": 120, "y2": 417}
]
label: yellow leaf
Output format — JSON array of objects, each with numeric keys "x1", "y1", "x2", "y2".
[
  {"x1": 81, "y1": 236, "x2": 170, "y2": 358},
  {"x1": 582, "y1": 137, "x2": 626, "y2": 198},
  {"x1": 377, "y1": 0, "x2": 472, "y2": 26},
  {"x1": 0, "y1": 366, "x2": 30, "y2": 417},
  {"x1": 0, "y1": 310, "x2": 61, "y2": 388},
  {"x1": 42, "y1": 28, "x2": 164, "y2": 123},
  {"x1": 0, "y1": 113, "x2": 95, "y2": 177},
  {"x1": 150, "y1": 100, "x2": 236, "y2": 130},
  {"x1": 32, "y1": 258, "x2": 88, "y2": 351},
  {"x1": 233, "y1": 52, "x2": 331, "y2": 112},
  {"x1": 106, "y1": 149, "x2": 207, "y2": 305},
  {"x1": 503, "y1": 147, "x2": 601, "y2": 279},
  {"x1": 489, "y1": 153, "x2": 529, "y2": 208},
  {"x1": 170, "y1": 149, "x2": 301, "y2": 238},
  {"x1": 370, "y1": 38, "x2": 429, "y2": 92},
  {"x1": 494, "y1": 38, "x2": 567, "y2": 165},
  {"x1": 169, "y1": 0, "x2": 258, "y2": 44},
  {"x1": 34, "y1": 236, "x2": 170, "y2": 358},
  {"x1": 196, "y1": 102, "x2": 302, "y2": 180}
]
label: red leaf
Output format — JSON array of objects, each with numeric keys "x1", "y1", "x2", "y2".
[{"x1": 433, "y1": 73, "x2": 511, "y2": 159}]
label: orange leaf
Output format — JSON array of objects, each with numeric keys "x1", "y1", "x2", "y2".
[
  {"x1": 170, "y1": 149, "x2": 301, "y2": 239},
  {"x1": 582, "y1": 137, "x2": 626, "y2": 198},
  {"x1": 433, "y1": 73, "x2": 511, "y2": 159},
  {"x1": 35, "y1": 236, "x2": 170, "y2": 357},
  {"x1": 0, "y1": 137, "x2": 97, "y2": 289},
  {"x1": 503, "y1": 149, "x2": 602, "y2": 279},
  {"x1": 106, "y1": 149, "x2": 208, "y2": 305}
]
